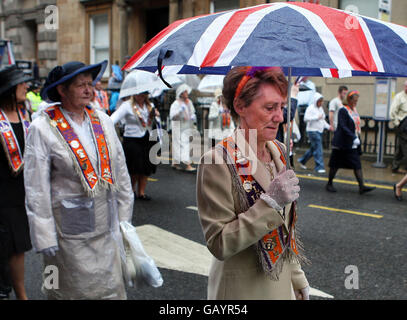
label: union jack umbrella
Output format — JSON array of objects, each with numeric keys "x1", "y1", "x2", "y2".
[{"x1": 124, "y1": 1, "x2": 407, "y2": 160}]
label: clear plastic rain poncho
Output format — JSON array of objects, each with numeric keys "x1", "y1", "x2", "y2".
[{"x1": 24, "y1": 108, "x2": 134, "y2": 300}]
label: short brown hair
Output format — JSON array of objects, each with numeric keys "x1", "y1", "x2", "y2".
[
  {"x1": 222, "y1": 67, "x2": 288, "y2": 119},
  {"x1": 345, "y1": 90, "x2": 359, "y2": 105}
]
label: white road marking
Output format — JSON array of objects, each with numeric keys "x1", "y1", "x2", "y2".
[
  {"x1": 135, "y1": 224, "x2": 334, "y2": 299},
  {"x1": 186, "y1": 206, "x2": 198, "y2": 211}
]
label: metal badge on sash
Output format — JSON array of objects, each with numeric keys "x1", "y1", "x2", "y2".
[{"x1": 242, "y1": 180, "x2": 252, "y2": 192}]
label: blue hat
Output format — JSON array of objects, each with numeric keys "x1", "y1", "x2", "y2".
[
  {"x1": 42, "y1": 60, "x2": 107, "y2": 102},
  {"x1": 0, "y1": 65, "x2": 33, "y2": 96}
]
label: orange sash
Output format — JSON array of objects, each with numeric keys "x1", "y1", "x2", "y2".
[
  {"x1": 44, "y1": 105, "x2": 114, "y2": 193},
  {"x1": 0, "y1": 105, "x2": 30, "y2": 176}
]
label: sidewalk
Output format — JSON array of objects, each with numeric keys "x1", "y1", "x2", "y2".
[{"x1": 293, "y1": 148, "x2": 405, "y2": 185}]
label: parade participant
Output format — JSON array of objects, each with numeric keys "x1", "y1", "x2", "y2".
[
  {"x1": 326, "y1": 90, "x2": 375, "y2": 194},
  {"x1": 94, "y1": 81, "x2": 109, "y2": 114},
  {"x1": 197, "y1": 66, "x2": 309, "y2": 300},
  {"x1": 298, "y1": 92, "x2": 331, "y2": 173},
  {"x1": 111, "y1": 70, "x2": 160, "y2": 201},
  {"x1": 26, "y1": 81, "x2": 43, "y2": 113},
  {"x1": 328, "y1": 86, "x2": 348, "y2": 131},
  {"x1": 207, "y1": 88, "x2": 235, "y2": 147},
  {"x1": 0, "y1": 65, "x2": 32, "y2": 300},
  {"x1": 24, "y1": 60, "x2": 134, "y2": 300},
  {"x1": 170, "y1": 83, "x2": 197, "y2": 172},
  {"x1": 390, "y1": 80, "x2": 407, "y2": 173}
]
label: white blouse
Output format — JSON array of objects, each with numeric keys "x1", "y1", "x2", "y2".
[{"x1": 110, "y1": 100, "x2": 154, "y2": 138}]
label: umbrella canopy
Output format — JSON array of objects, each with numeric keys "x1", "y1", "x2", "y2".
[
  {"x1": 124, "y1": 2, "x2": 407, "y2": 78},
  {"x1": 197, "y1": 74, "x2": 225, "y2": 93}
]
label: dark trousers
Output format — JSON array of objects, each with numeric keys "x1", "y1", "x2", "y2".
[{"x1": 392, "y1": 132, "x2": 407, "y2": 170}]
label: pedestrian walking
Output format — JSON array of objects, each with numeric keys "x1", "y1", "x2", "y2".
[
  {"x1": 393, "y1": 173, "x2": 407, "y2": 201},
  {"x1": 197, "y1": 66, "x2": 309, "y2": 300},
  {"x1": 24, "y1": 61, "x2": 134, "y2": 300},
  {"x1": 0, "y1": 65, "x2": 33, "y2": 300},
  {"x1": 298, "y1": 93, "x2": 331, "y2": 173},
  {"x1": 390, "y1": 80, "x2": 407, "y2": 173},
  {"x1": 326, "y1": 90, "x2": 375, "y2": 194},
  {"x1": 170, "y1": 84, "x2": 197, "y2": 172},
  {"x1": 328, "y1": 85, "x2": 348, "y2": 131},
  {"x1": 207, "y1": 88, "x2": 235, "y2": 147},
  {"x1": 111, "y1": 70, "x2": 160, "y2": 201}
]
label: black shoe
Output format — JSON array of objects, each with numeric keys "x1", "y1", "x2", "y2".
[
  {"x1": 393, "y1": 184, "x2": 403, "y2": 201},
  {"x1": 359, "y1": 186, "x2": 376, "y2": 195},
  {"x1": 138, "y1": 194, "x2": 152, "y2": 201},
  {"x1": 325, "y1": 184, "x2": 337, "y2": 192}
]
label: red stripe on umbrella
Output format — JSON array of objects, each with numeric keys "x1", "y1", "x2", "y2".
[
  {"x1": 200, "y1": 4, "x2": 272, "y2": 68},
  {"x1": 294, "y1": 2, "x2": 378, "y2": 72}
]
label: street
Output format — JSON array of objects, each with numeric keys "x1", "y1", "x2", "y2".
[{"x1": 20, "y1": 162, "x2": 407, "y2": 300}]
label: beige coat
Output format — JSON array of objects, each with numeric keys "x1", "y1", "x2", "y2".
[{"x1": 196, "y1": 130, "x2": 308, "y2": 300}]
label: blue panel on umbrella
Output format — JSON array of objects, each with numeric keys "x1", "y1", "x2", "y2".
[
  {"x1": 138, "y1": 13, "x2": 223, "y2": 69},
  {"x1": 362, "y1": 18, "x2": 407, "y2": 76},
  {"x1": 230, "y1": 7, "x2": 336, "y2": 69}
]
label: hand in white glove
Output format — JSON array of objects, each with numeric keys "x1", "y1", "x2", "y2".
[
  {"x1": 41, "y1": 246, "x2": 59, "y2": 257},
  {"x1": 261, "y1": 168, "x2": 300, "y2": 210},
  {"x1": 191, "y1": 114, "x2": 197, "y2": 122},
  {"x1": 294, "y1": 286, "x2": 310, "y2": 300},
  {"x1": 353, "y1": 137, "x2": 360, "y2": 146}
]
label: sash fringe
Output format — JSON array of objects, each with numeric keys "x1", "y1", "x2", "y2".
[{"x1": 216, "y1": 139, "x2": 309, "y2": 280}]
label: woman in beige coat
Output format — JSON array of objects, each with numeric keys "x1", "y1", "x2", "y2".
[{"x1": 197, "y1": 67, "x2": 309, "y2": 300}]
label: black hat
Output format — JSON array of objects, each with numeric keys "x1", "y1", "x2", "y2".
[
  {"x1": 0, "y1": 65, "x2": 33, "y2": 96},
  {"x1": 42, "y1": 60, "x2": 107, "y2": 102}
]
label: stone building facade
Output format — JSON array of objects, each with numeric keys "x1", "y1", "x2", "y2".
[{"x1": 0, "y1": 0, "x2": 58, "y2": 78}]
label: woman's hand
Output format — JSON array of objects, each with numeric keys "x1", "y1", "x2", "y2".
[
  {"x1": 294, "y1": 286, "x2": 310, "y2": 300},
  {"x1": 262, "y1": 168, "x2": 300, "y2": 210}
]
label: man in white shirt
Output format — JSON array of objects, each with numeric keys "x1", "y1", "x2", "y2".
[
  {"x1": 296, "y1": 77, "x2": 316, "y2": 144},
  {"x1": 328, "y1": 85, "x2": 348, "y2": 131},
  {"x1": 390, "y1": 80, "x2": 407, "y2": 173},
  {"x1": 298, "y1": 92, "x2": 332, "y2": 173}
]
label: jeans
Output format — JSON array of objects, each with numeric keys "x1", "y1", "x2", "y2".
[{"x1": 299, "y1": 131, "x2": 325, "y2": 171}]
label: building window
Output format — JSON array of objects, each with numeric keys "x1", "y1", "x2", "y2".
[
  {"x1": 90, "y1": 13, "x2": 109, "y2": 77},
  {"x1": 339, "y1": 0, "x2": 380, "y2": 19},
  {"x1": 210, "y1": 0, "x2": 240, "y2": 13}
]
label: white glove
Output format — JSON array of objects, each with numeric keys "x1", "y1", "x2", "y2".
[
  {"x1": 260, "y1": 168, "x2": 300, "y2": 210},
  {"x1": 191, "y1": 114, "x2": 197, "y2": 122},
  {"x1": 294, "y1": 286, "x2": 310, "y2": 300},
  {"x1": 353, "y1": 137, "x2": 360, "y2": 146},
  {"x1": 41, "y1": 246, "x2": 59, "y2": 257}
]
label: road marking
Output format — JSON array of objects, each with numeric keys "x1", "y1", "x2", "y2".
[
  {"x1": 136, "y1": 224, "x2": 333, "y2": 299},
  {"x1": 308, "y1": 204, "x2": 383, "y2": 219},
  {"x1": 186, "y1": 206, "x2": 198, "y2": 211},
  {"x1": 297, "y1": 174, "x2": 407, "y2": 191},
  {"x1": 148, "y1": 178, "x2": 158, "y2": 182}
]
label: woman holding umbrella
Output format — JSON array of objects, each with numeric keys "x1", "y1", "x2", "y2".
[
  {"x1": 326, "y1": 90, "x2": 375, "y2": 194},
  {"x1": 111, "y1": 70, "x2": 160, "y2": 200},
  {"x1": 0, "y1": 65, "x2": 32, "y2": 300},
  {"x1": 197, "y1": 66, "x2": 309, "y2": 300}
]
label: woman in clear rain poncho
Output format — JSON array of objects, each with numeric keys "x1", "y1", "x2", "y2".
[
  {"x1": 24, "y1": 61, "x2": 134, "y2": 300},
  {"x1": 169, "y1": 83, "x2": 197, "y2": 172}
]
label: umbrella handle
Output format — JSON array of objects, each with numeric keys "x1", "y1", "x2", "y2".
[
  {"x1": 285, "y1": 68, "x2": 292, "y2": 170},
  {"x1": 157, "y1": 49, "x2": 174, "y2": 89}
]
